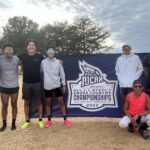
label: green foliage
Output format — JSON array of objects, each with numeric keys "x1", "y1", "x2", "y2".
[{"x1": 0, "y1": 16, "x2": 112, "y2": 55}]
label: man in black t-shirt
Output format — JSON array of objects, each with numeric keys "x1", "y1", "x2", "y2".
[
  {"x1": 18, "y1": 40, "x2": 44, "y2": 129},
  {"x1": 143, "y1": 54, "x2": 150, "y2": 96}
]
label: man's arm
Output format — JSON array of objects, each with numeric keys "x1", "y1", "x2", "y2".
[
  {"x1": 59, "y1": 64, "x2": 66, "y2": 93},
  {"x1": 124, "y1": 95, "x2": 132, "y2": 120},
  {"x1": 124, "y1": 95, "x2": 139, "y2": 127},
  {"x1": 144, "y1": 67, "x2": 149, "y2": 78},
  {"x1": 143, "y1": 56, "x2": 149, "y2": 78},
  {"x1": 115, "y1": 58, "x2": 120, "y2": 78},
  {"x1": 135, "y1": 56, "x2": 143, "y2": 79},
  {"x1": 140, "y1": 94, "x2": 150, "y2": 116}
]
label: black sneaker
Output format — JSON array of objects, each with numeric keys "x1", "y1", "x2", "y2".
[
  {"x1": 0, "y1": 126, "x2": 6, "y2": 132},
  {"x1": 139, "y1": 129, "x2": 150, "y2": 140},
  {"x1": 128, "y1": 126, "x2": 134, "y2": 133},
  {"x1": 11, "y1": 124, "x2": 16, "y2": 130}
]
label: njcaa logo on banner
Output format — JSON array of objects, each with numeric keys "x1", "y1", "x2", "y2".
[{"x1": 67, "y1": 61, "x2": 118, "y2": 112}]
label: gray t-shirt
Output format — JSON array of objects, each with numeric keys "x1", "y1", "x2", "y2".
[{"x1": 0, "y1": 55, "x2": 20, "y2": 88}]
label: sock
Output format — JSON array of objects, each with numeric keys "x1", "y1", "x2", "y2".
[
  {"x1": 47, "y1": 115, "x2": 51, "y2": 121},
  {"x1": 3, "y1": 120, "x2": 7, "y2": 126},
  {"x1": 63, "y1": 116, "x2": 67, "y2": 120},
  {"x1": 140, "y1": 123, "x2": 148, "y2": 130},
  {"x1": 12, "y1": 119, "x2": 16, "y2": 126},
  {"x1": 11, "y1": 119, "x2": 16, "y2": 130},
  {"x1": 39, "y1": 118, "x2": 42, "y2": 121}
]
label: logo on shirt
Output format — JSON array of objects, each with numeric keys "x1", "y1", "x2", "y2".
[{"x1": 67, "y1": 61, "x2": 118, "y2": 112}]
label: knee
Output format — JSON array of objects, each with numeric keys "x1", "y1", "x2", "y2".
[
  {"x1": 119, "y1": 120, "x2": 129, "y2": 128},
  {"x1": 2, "y1": 103, "x2": 8, "y2": 110},
  {"x1": 24, "y1": 101, "x2": 30, "y2": 107},
  {"x1": 146, "y1": 114, "x2": 150, "y2": 120},
  {"x1": 58, "y1": 100, "x2": 65, "y2": 107},
  {"x1": 46, "y1": 101, "x2": 51, "y2": 107},
  {"x1": 38, "y1": 99, "x2": 42, "y2": 105},
  {"x1": 11, "y1": 102, "x2": 17, "y2": 108},
  {"x1": 146, "y1": 115, "x2": 150, "y2": 126}
]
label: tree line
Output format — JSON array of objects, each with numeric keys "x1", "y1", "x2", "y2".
[{"x1": 0, "y1": 16, "x2": 112, "y2": 55}]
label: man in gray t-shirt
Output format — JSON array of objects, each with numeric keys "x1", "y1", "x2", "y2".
[{"x1": 0, "y1": 44, "x2": 20, "y2": 132}]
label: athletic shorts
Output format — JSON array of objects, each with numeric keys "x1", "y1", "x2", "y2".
[
  {"x1": 44, "y1": 87, "x2": 63, "y2": 98},
  {"x1": 120, "y1": 87, "x2": 133, "y2": 96},
  {"x1": 22, "y1": 82, "x2": 41, "y2": 100},
  {"x1": 0, "y1": 86, "x2": 19, "y2": 94}
]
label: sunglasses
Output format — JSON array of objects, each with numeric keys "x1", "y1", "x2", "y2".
[{"x1": 133, "y1": 85, "x2": 142, "y2": 88}]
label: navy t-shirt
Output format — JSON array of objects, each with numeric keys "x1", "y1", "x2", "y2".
[{"x1": 18, "y1": 53, "x2": 44, "y2": 83}]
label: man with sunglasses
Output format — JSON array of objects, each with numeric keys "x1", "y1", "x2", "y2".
[
  {"x1": 119, "y1": 80, "x2": 150, "y2": 140},
  {"x1": 115, "y1": 45, "x2": 143, "y2": 113}
]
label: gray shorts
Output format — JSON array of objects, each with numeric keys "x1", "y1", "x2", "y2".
[{"x1": 22, "y1": 82, "x2": 42, "y2": 100}]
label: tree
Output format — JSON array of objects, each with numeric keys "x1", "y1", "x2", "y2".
[
  {"x1": 72, "y1": 17, "x2": 111, "y2": 54},
  {"x1": 0, "y1": 16, "x2": 112, "y2": 55},
  {"x1": 1, "y1": 16, "x2": 39, "y2": 54},
  {"x1": 39, "y1": 21, "x2": 69, "y2": 55}
]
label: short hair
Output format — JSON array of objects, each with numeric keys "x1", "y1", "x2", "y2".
[
  {"x1": 47, "y1": 47, "x2": 55, "y2": 54},
  {"x1": 122, "y1": 44, "x2": 131, "y2": 50},
  {"x1": 25, "y1": 39, "x2": 37, "y2": 48},
  {"x1": 133, "y1": 80, "x2": 143, "y2": 86},
  {"x1": 3, "y1": 44, "x2": 13, "y2": 50}
]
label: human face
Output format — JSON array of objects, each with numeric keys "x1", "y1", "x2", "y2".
[
  {"x1": 26, "y1": 41, "x2": 36, "y2": 55},
  {"x1": 122, "y1": 46, "x2": 131, "y2": 55},
  {"x1": 47, "y1": 52, "x2": 55, "y2": 59},
  {"x1": 4, "y1": 47, "x2": 14, "y2": 58},
  {"x1": 133, "y1": 84, "x2": 143, "y2": 95}
]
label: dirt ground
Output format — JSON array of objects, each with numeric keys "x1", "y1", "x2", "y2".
[{"x1": 0, "y1": 76, "x2": 150, "y2": 150}]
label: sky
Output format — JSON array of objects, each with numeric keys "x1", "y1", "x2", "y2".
[{"x1": 0, "y1": 0, "x2": 150, "y2": 53}]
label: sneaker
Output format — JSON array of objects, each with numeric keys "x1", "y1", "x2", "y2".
[
  {"x1": 11, "y1": 124, "x2": 16, "y2": 130},
  {"x1": 38, "y1": 121, "x2": 44, "y2": 128},
  {"x1": 64, "y1": 119, "x2": 71, "y2": 127},
  {"x1": 139, "y1": 129, "x2": 150, "y2": 140},
  {"x1": 45, "y1": 120, "x2": 52, "y2": 128},
  {"x1": 21, "y1": 122, "x2": 30, "y2": 129},
  {"x1": 0, "y1": 126, "x2": 6, "y2": 132}
]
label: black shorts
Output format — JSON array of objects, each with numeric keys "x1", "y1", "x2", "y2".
[
  {"x1": 44, "y1": 87, "x2": 63, "y2": 98},
  {"x1": 22, "y1": 82, "x2": 42, "y2": 100},
  {"x1": 0, "y1": 87, "x2": 19, "y2": 94}
]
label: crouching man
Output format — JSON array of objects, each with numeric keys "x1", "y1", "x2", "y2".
[{"x1": 119, "y1": 80, "x2": 150, "y2": 140}]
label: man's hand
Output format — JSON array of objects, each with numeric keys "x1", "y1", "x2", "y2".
[
  {"x1": 59, "y1": 60, "x2": 63, "y2": 64},
  {"x1": 62, "y1": 85, "x2": 67, "y2": 94},
  {"x1": 131, "y1": 115, "x2": 139, "y2": 127}
]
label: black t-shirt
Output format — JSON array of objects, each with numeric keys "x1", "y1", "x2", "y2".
[
  {"x1": 18, "y1": 53, "x2": 44, "y2": 83},
  {"x1": 143, "y1": 54, "x2": 150, "y2": 70}
]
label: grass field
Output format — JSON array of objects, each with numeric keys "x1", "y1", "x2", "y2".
[{"x1": 0, "y1": 76, "x2": 150, "y2": 150}]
